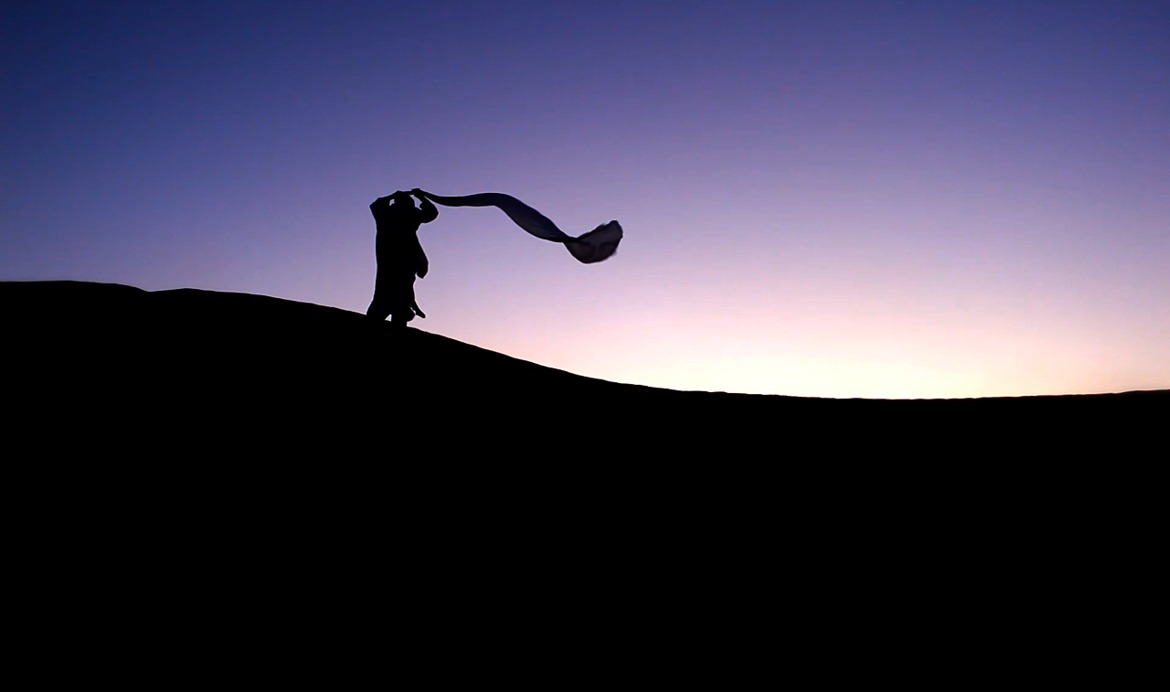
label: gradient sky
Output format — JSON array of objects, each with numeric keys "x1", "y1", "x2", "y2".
[{"x1": 4, "y1": 1, "x2": 1168, "y2": 398}]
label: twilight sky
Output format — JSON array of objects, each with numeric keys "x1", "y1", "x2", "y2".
[{"x1": 4, "y1": 1, "x2": 1168, "y2": 398}]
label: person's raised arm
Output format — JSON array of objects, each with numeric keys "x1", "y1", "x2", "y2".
[{"x1": 413, "y1": 188, "x2": 438, "y2": 223}]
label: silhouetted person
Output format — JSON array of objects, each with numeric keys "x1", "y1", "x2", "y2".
[{"x1": 366, "y1": 189, "x2": 438, "y2": 327}]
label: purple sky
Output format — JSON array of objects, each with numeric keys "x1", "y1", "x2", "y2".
[{"x1": 4, "y1": 1, "x2": 1168, "y2": 397}]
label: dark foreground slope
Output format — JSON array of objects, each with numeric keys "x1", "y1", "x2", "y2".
[
  {"x1": 5, "y1": 281, "x2": 1163, "y2": 649},
  {"x1": 6, "y1": 280, "x2": 1163, "y2": 459}
]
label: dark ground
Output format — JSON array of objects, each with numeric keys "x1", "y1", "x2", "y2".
[
  {"x1": 6, "y1": 280, "x2": 1162, "y2": 455},
  {"x1": 5, "y1": 280, "x2": 1161, "y2": 664}
]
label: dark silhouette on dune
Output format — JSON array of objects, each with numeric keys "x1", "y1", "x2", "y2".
[
  {"x1": 366, "y1": 189, "x2": 437, "y2": 327},
  {"x1": 364, "y1": 187, "x2": 624, "y2": 328}
]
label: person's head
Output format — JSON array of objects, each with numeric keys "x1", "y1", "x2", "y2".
[{"x1": 391, "y1": 191, "x2": 416, "y2": 208}]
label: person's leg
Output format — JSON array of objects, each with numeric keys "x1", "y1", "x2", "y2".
[
  {"x1": 389, "y1": 275, "x2": 418, "y2": 327},
  {"x1": 367, "y1": 290, "x2": 392, "y2": 320},
  {"x1": 389, "y1": 308, "x2": 414, "y2": 328},
  {"x1": 367, "y1": 270, "x2": 392, "y2": 320}
]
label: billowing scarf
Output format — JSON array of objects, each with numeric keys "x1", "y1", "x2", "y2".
[{"x1": 418, "y1": 191, "x2": 622, "y2": 264}]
